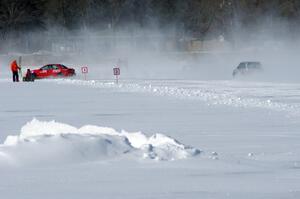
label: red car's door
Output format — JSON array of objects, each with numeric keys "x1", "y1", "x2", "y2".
[
  {"x1": 51, "y1": 65, "x2": 62, "y2": 76},
  {"x1": 38, "y1": 65, "x2": 51, "y2": 78}
]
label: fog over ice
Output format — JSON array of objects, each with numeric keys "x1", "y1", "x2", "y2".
[{"x1": 0, "y1": 1, "x2": 300, "y2": 82}]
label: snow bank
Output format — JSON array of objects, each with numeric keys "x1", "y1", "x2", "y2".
[
  {"x1": 51, "y1": 79, "x2": 300, "y2": 116},
  {"x1": 0, "y1": 119, "x2": 200, "y2": 166}
]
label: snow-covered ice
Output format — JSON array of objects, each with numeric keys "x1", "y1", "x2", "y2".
[
  {"x1": 53, "y1": 79, "x2": 300, "y2": 116},
  {"x1": 0, "y1": 78, "x2": 300, "y2": 199}
]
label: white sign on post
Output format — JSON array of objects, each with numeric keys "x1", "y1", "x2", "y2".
[
  {"x1": 113, "y1": 67, "x2": 120, "y2": 84},
  {"x1": 81, "y1": 66, "x2": 88, "y2": 80}
]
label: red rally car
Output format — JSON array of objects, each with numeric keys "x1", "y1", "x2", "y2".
[{"x1": 32, "y1": 64, "x2": 76, "y2": 79}]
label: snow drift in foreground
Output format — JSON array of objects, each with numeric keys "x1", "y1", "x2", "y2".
[{"x1": 0, "y1": 119, "x2": 200, "y2": 166}]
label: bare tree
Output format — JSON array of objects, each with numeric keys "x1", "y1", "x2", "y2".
[
  {"x1": 183, "y1": 0, "x2": 226, "y2": 39},
  {"x1": 0, "y1": 0, "x2": 45, "y2": 38}
]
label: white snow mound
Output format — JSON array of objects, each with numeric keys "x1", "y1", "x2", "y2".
[{"x1": 0, "y1": 119, "x2": 200, "y2": 165}]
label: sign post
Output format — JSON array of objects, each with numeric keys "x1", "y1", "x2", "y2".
[
  {"x1": 113, "y1": 67, "x2": 120, "y2": 84},
  {"x1": 81, "y1": 66, "x2": 88, "y2": 80},
  {"x1": 18, "y1": 56, "x2": 22, "y2": 80}
]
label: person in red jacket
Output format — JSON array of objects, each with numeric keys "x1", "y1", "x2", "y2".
[{"x1": 10, "y1": 60, "x2": 20, "y2": 82}]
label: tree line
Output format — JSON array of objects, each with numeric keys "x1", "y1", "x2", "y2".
[{"x1": 0, "y1": 0, "x2": 299, "y2": 41}]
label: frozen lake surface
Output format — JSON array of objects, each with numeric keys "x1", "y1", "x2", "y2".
[{"x1": 0, "y1": 78, "x2": 300, "y2": 199}]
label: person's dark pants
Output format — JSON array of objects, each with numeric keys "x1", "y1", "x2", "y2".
[{"x1": 12, "y1": 71, "x2": 19, "y2": 82}]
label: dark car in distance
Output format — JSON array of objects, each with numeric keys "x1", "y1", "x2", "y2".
[{"x1": 232, "y1": 62, "x2": 262, "y2": 77}]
